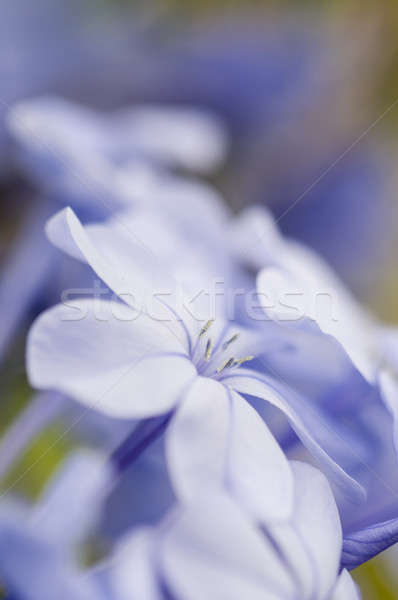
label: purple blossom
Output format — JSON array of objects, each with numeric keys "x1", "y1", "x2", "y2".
[{"x1": 27, "y1": 203, "x2": 372, "y2": 525}]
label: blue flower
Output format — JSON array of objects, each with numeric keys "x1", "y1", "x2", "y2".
[
  {"x1": 27, "y1": 203, "x2": 371, "y2": 528},
  {"x1": 27, "y1": 239, "x2": 294, "y2": 524}
]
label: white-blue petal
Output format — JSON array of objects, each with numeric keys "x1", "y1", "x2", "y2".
[{"x1": 166, "y1": 376, "x2": 294, "y2": 522}]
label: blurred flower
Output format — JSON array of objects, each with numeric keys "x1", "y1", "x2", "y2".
[
  {"x1": 0, "y1": 450, "x2": 111, "y2": 600},
  {"x1": 0, "y1": 97, "x2": 227, "y2": 364},
  {"x1": 7, "y1": 96, "x2": 228, "y2": 205},
  {"x1": 230, "y1": 205, "x2": 398, "y2": 567},
  {"x1": 112, "y1": 462, "x2": 360, "y2": 600}
]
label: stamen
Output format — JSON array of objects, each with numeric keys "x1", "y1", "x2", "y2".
[
  {"x1": 217, "y1": 357, "x2": 235, "y2": 373},
  {"x1": 205, "y1": 338, "x2": 213, "y2": 361},
  {"x1": 222, "y1": 333, "x2": 239, "y2": 351},
  {"x1": 235, "y1": 356, "x2": 254, "y2": 367},
  {"x1": 199, "y1": 319, "x2": 214, "y2": 338}
]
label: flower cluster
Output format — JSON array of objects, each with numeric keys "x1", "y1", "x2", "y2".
[
  {"x1": 0, "y1": 6, "x2": 398, "y2": 598},
  {"x1": 0, "y1": 90, "x2": 397, "y2": 600}
]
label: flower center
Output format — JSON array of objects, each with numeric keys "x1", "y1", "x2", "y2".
[{"x1": 191, "y1": 320, "x2": 253, "y2": 379}]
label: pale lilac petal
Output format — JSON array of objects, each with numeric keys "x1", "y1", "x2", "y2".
[
  {"x1": 228, "y1": 389, "x2": 293, "y2": 522},
  {"x1": 161, "y1": 493, "x2": 294, "y2": 600},
  {"x1": 290, "y1": 462, "x2": 341, "y2": 600},
  {"x1": 31, "y1": 451, "x2": 113, "y2": 545},
  {"x1": 264, "y1": 462, "x2": 341, "y2": 600},
  {"x1": 227, "y1": 206, "x2": 285, "y2": 269},
  {"x1": 265, "y1": 518, "x2": 314, "y2": 598},
  {"x1": 113, "y1": 528, "x2": 162, "y2": 600},
  {"x1": 28, "y1": 297, "x2": 184, "y2": 377},
  {"x1": 166, "y1": 377, "x2": 229, "y2": 499},
  {"x1": 45, "y1": 208, "x2": 87, "y2": 262},
  {"x1": 257, "y1": 257, "x2": 376, "y2": 384},
  {"x1": 119, "y1": 163, "x2": 229, "y2": 237},
  {"x1": 8, "y1": 97, "x2": 108, "y2": 160},
  {"x1": 0, "y1": 502, "x2": 99, "y2": 600},
  {"x1": 330, "y1": 570, "x2": 361, "y2": 600},
  {"x1": 46, "y1": 207, "x2": 174, "y2": 310},
  {"x1": 112, "y1": 105, "x2": 228, "y2": 172},
  {"x1": 9, "y1": 97, "x2": 227, "y2": 174},
  {"x1": 28, "y1": 299, "x2": 195, "y2": 418},
  {"x1": 167, "y1": 377, "x2": 293, "y2": 522},
  {"x1": 8, "y1": 97, "x2": 120, "y2": 211},
  {"x1": 237, "y1": 205, "x2": 371, "y2": 356},
  {"x1": 224, "y1": 372, "x2": 365, "y2": 503},
  {"x1": 87, "y1": 564, "x2": 116, "y2": 600},
  {"x1": 46, "y1": 207, "x2": 194, "y2": 349}
]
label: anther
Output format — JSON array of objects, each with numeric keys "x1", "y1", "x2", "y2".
[
  {"x1": 205, "y1": 338, "x2": 213, "y2": 361},
  {"x1": 217, "y1": 357, "x2": 235, "y2": 373},
  {"x1": 235, "y1": 356, "x2": 254, "y2": 367},
  {"x1": 222, "y1": 333, "x2": 239, "y2": 351},
  {"x1": 199, "y1": 319, "x2": 214, "y2": 338}
]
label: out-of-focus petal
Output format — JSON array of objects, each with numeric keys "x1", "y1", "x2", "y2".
[
  {"x1": 8, "y1": 97, "x2": 228, "y2": 180},
  {"x1": 290, "y1": 462, "x2": 341, "y2": 599},
  {"x1": 256, "y1": 265, "x2": 376, "y2": 384},
  {"x1": 161, "y1": 492, "x2": 294, "y2": 600},
  {"x1": 112, "y1": 104, "x2": 228, "y2": 172},
  {"x1": 113, "y1": 528, "x2": 162, "y2": 600},
  {"x1": 0, "y1": 502, "x2": 99, "y2": 600},
  {"x1": 119, "y1": 163, "x2": 229, "y2": 235},
  {"x1": 330, "y1": 570, "x2": 361, "y2": 600},
  {"x1": 31, "y1": 451, "x2": 112, "y2": 545},
  {"x1": 233, "y1": 205, "x2": 377, "y2": 383},
  {"x1": 227, "y1": 206, "x2": 285, "y2": 268},
  {"x1": 265, "y1": 462, "x2": 341, "y2": 599}
]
